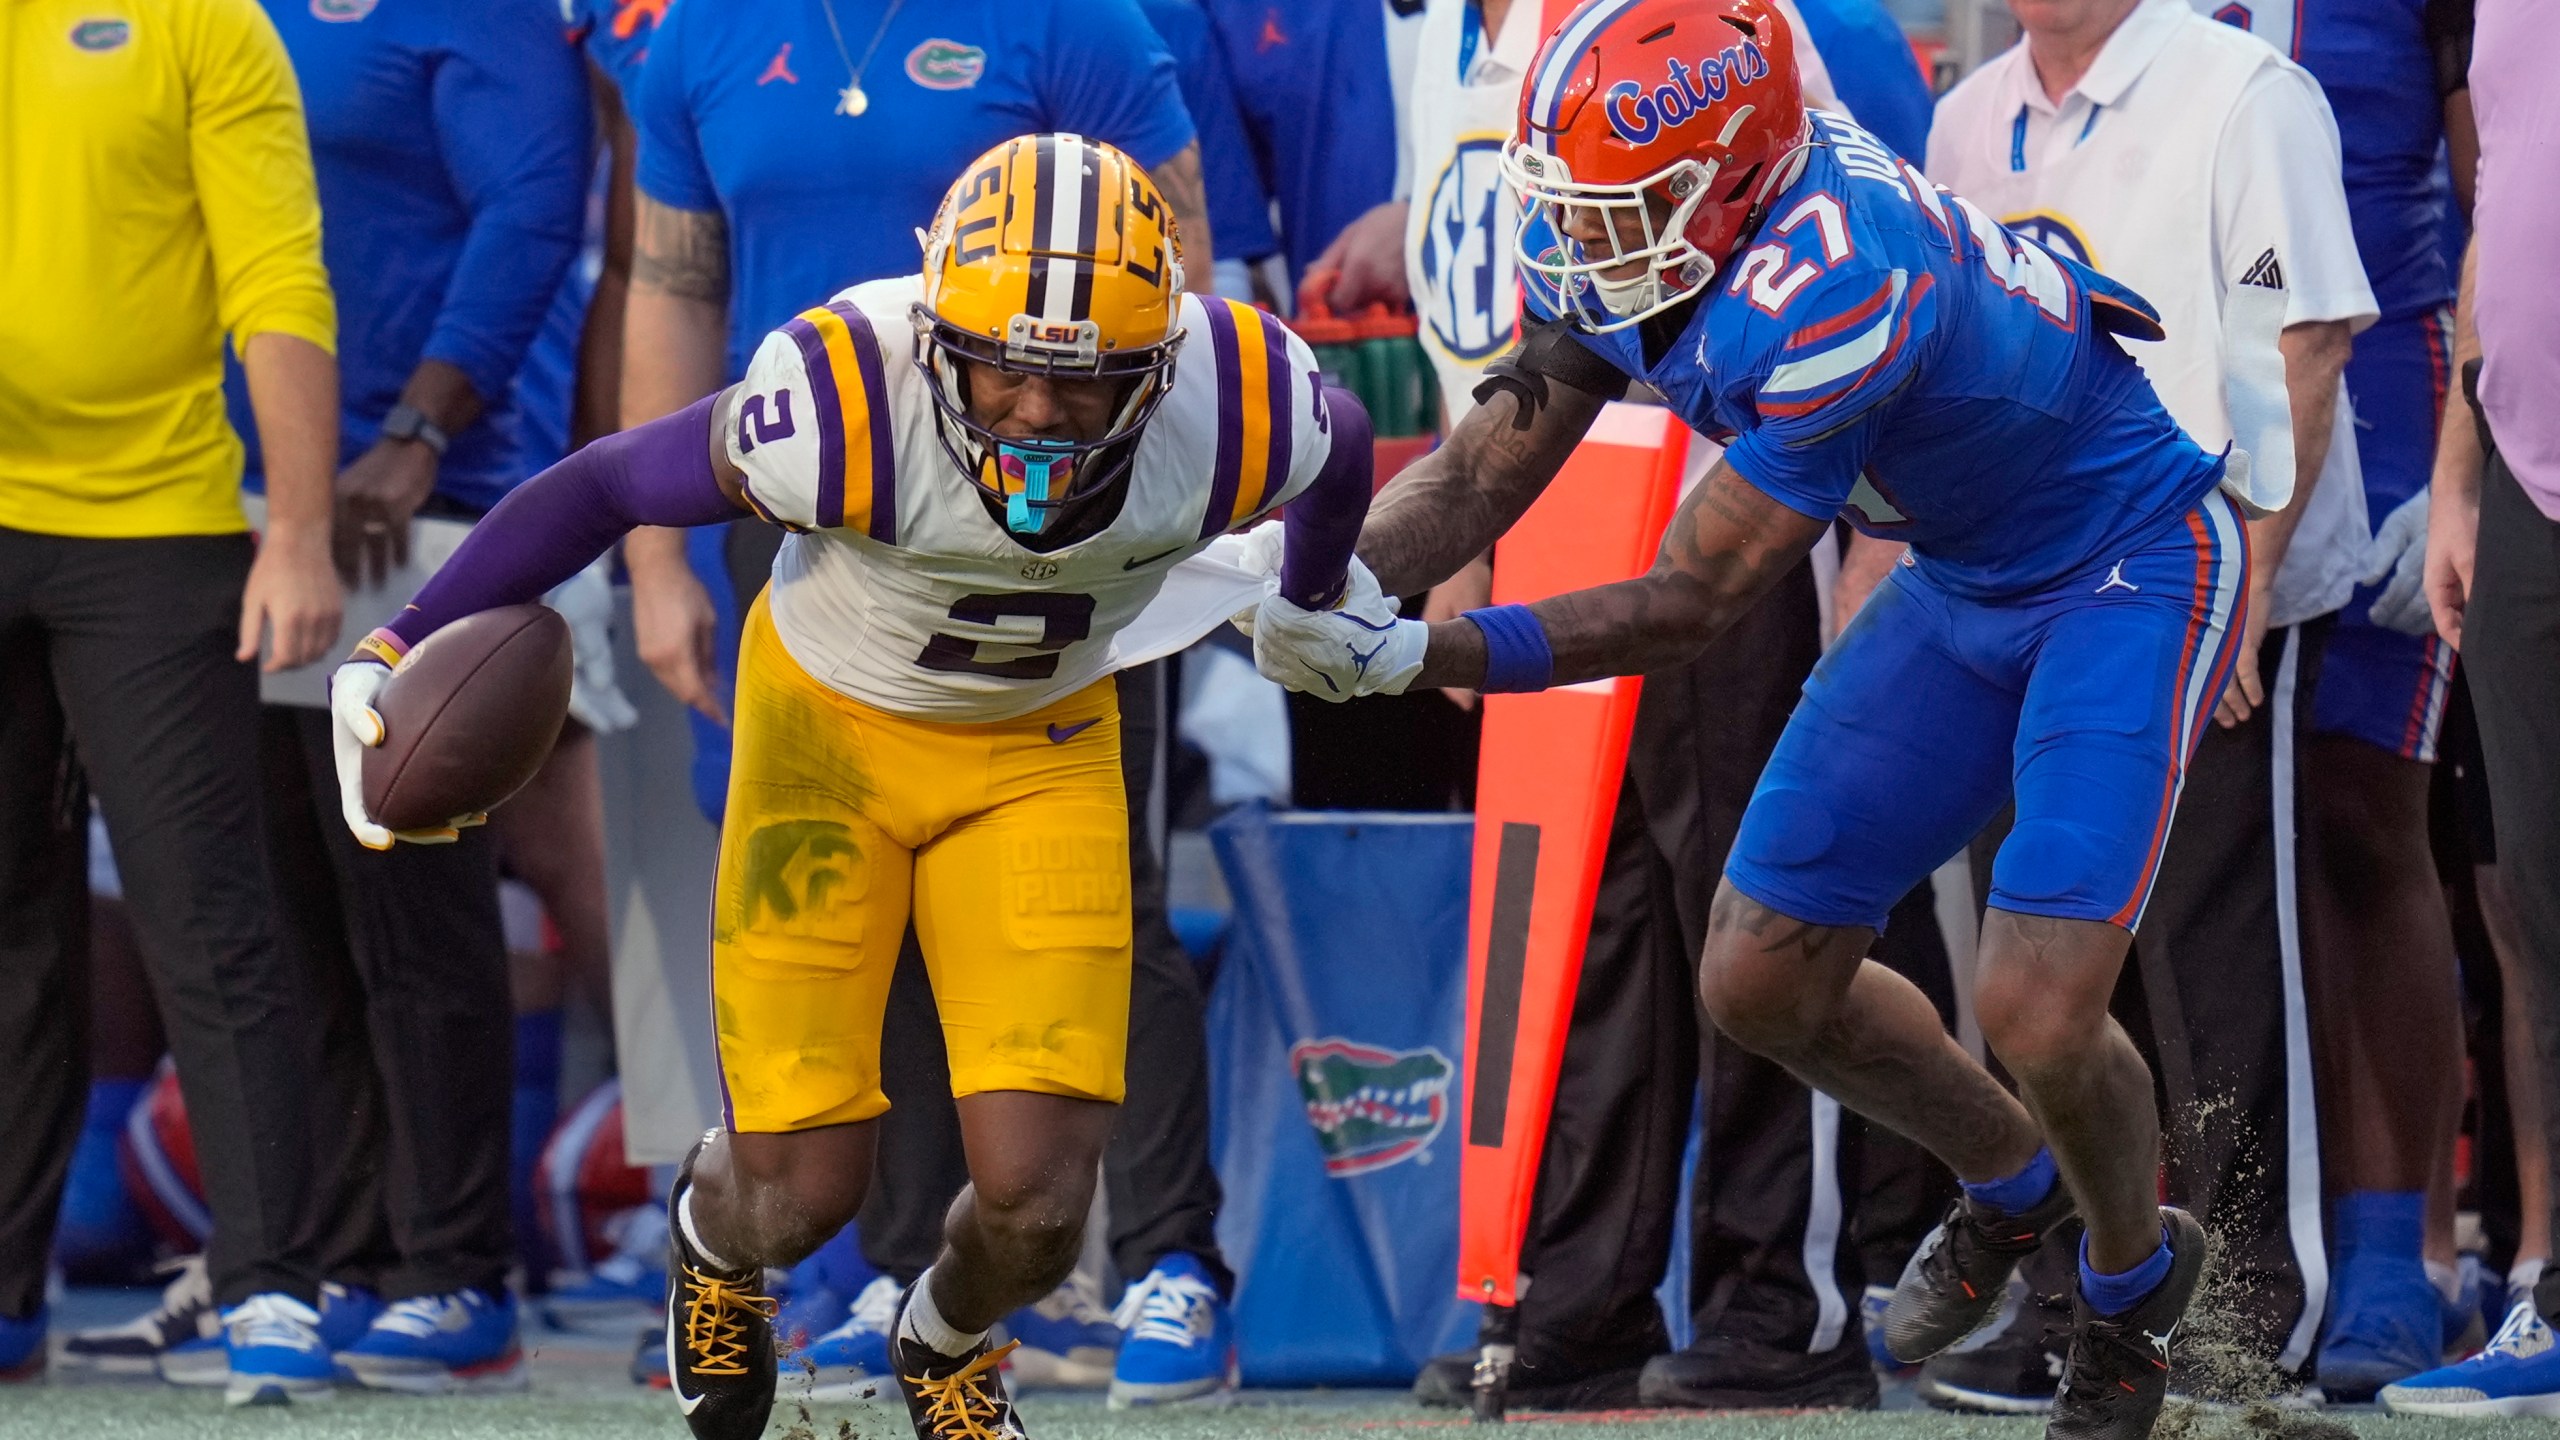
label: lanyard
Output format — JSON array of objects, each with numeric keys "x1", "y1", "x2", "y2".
[
  {"x1": 2011, "y1": 99, "x2": 2105, "y2": 171},
  {"x1": 1460, "y1": 0, "x2": 1482, "y2": 81}
]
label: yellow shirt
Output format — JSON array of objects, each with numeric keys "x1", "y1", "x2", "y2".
[{"x1": 0, "y1": 0, "x2": 334, "y2": 538}]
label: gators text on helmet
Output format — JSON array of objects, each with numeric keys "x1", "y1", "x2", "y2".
[
  {"x1": 1505, "y1": 0, "x2": 1812, "y2": 331},
  {"x1": 912, "y1": 134, "x2": 1186, "y2": 535}
]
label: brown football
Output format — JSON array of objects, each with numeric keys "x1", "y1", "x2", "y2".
[{"x1": 361, "y1": 604, "x2": 573, "y2": 832}]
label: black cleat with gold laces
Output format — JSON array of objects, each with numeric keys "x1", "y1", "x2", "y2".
[
  {"x1": 662, "y1": 1147, "x2": 779, "y2": 1440},
  {"x1": 891, "y1": 1289, "x2": 1029, "y2": 1440}
]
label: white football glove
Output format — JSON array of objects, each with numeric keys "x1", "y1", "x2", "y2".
[
  {"x1": 1249, "y1": 557, "x2": 1427, "y2": 701},
  {"x1": 329, "y1": 659, "x2": 483, "y2": 850},
  {"x1": 2359, "y1": 487, "x2": 2434, "y2": 637}
]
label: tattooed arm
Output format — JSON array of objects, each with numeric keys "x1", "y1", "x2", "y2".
[
  {"x1": 1409, "y1": 458, "x2": 1830, "y2": 690},
  {"x1": 622, "y1": 193, "x2": 734, "y2": 722},
  {"x1": 1147, "y1": 143, "x2": 1218, "y2": 295},
  {"x1": 1355, "y1": 383, "x2": 1607, "y2": 598}
]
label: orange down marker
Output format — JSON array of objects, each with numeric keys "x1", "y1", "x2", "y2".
[{"x1": 1457, "y1": 403, "x2": 1688, "y2": 1307}]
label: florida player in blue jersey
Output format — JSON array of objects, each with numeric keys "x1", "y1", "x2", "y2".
[
  {"x1": 1255, "y1": 2, "x2": 2246, "y2": 1434},
  {"x1": 2204, "y1": 0, "x2": 2485, "y2": 1388}
]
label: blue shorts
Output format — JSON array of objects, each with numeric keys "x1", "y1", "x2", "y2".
[
  {"x1": 2315, "y1": 308, "x2": 2457, "y2": 761},
  {"x1": 1726, "y1": 489, "x2": 2249, "y2": 933}
]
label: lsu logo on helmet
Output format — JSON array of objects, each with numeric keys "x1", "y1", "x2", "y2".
[{"x1": 912, "y1": 134, "x2": 1186, "y2": 534}]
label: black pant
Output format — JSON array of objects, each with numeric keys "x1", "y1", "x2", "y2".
[
  {"x1": 2463, "y1": 452, "x2": 2560, "y2": 1307},
  {"x1": 720, "y1": 526, "x2": 1228, "y2": 1293},
  {"x1": 0, "y1": 527, "x2": 318, "y2": 1311},
  {"x1": 1514, "y1": 560, "x2": 1897, "y2": 1360},
  {"x1": 2120, "y1": 618, "x2": 2331, "y2": 1373},
  {"x1": 261, "y1": 707, "x2": 515, "y2": 1299}
]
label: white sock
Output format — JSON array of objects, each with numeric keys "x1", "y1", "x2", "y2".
[
  {"x1": 677, "y1": 1188, "x2": 739, "y2": 1273},
  {"x1": 2426, "y1": 1259, "x2": 2462, "y2": 1304},
  {"x1": 899, "y1": 1269, "x2": 988, "y2": 1357},
  {"x1": 2512, "y1": 1257, "x2": 2548, "y2": 1298}
]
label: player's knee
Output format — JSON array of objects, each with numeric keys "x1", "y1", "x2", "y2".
[
  {"x1": 1697, "y1": 897, "x2": 1834, "y2": 1056},
  {"x1": 717, "y1": 1132, "x2": 870, "y2": 1261},
  {"x1": 1972, "y1": 912, "x2": 2122, "y2": 1076},
  {"x1": 967, "y1": 1171, "x2": 1090, "y2": 1265}
]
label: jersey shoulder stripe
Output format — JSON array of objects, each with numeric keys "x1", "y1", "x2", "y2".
[
  {"x1": 1758, "y1": 270, "x2": 1929, "y2": 420},
  {"x1": 1194, "y1": 298, "x2": 1298, "y2": 538},
  {"x1": 778, "y1": 299, "x2": 899, "y2": 543}
]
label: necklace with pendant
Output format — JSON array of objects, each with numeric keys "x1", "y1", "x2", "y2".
[{"x1": 814, "y1": 0, "x2": 904, "y2": 117}]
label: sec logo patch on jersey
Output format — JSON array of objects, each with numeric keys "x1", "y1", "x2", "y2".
[{"x1": 1417, "y1": 135, "x2": 1518, "y2": 364}]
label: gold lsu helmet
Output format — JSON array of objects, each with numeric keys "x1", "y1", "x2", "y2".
[{"x1": 913, "y1": 133, "x2": 1187, "y2": 534}]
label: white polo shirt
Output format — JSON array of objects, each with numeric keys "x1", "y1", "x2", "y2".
[
  {"x1": 1401, "y1": 0, "x2": 1845, "y2": 427},
  {"x1": 1929, "y1": 0, "x2": 2377, "y2": 628}
]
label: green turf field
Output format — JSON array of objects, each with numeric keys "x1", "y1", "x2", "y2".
[{"x1": 6, "y1": 1380, "x2": 2555, "y2": 1440}]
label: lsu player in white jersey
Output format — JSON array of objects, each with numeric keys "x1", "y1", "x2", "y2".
[{"x1": 321, "y1": 134, "x2": 1374, "y2": 1440}]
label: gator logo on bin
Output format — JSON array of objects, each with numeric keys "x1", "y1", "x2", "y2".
[{"x1": 1290, "y1": 1038, "x2": 1453, "y2": 1177}]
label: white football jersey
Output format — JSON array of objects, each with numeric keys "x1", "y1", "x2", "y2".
[{"x1": 724, "y1": 276, "x2": 1333, "y2": 721}]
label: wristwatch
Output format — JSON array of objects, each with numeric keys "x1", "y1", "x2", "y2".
[{"x1": 380, "y1": 402, "x2": 451, "y2": 457}]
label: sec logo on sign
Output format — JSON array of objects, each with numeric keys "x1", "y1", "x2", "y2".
[{"x1": 1416, "y1": 135, "x2": 1518, "y2": 364}]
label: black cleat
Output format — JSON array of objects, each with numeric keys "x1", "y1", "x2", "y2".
[
  {"x1": 2049, "y1": 1208, "x2": 2208, "y2": 1440},
  {"x1": 892, "y1": 1290, "x2": 1028, "y2": 1440},
  {"x1": 1884, "y1": 1177, "x2": 2077, "y2": 1363},
  {"x1": 1411, "y1": 1350, "x2": 1643, "y2": 1411},
  {"x1": 1636, "y1": 1334, "x2": 1879, "y2": 1410},
  {"x1": 1916, "y1": 1284, "x2": 2068, "y2": 1415},
  {"x1": 663, "y1": 1147, "x2": 778, "y2": 1440}
]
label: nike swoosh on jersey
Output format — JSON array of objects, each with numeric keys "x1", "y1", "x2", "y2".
[
  {"x1": 1047, "y1": 718, "x2": 1101, "y2": 743},
  {"x1": 1123, "y1": 545, "x2": 1186, "y2": 569}
]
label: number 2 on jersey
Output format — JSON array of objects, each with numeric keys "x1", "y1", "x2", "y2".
[{"x1": 917, "y1": 592, "x2": 1097, "y2": 679}]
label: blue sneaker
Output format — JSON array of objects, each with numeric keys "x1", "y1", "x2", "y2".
[
  {"x1": 1002, "y1": 1270, "x2": 1118, "y2": 1391},
  {"x1": 317, "y1": 1281, "x2": 384, "y2": 1353},
  {"x1": 0, "y1": 1305, "x2": 45, "y2": 1383},
  {"x1": 1108, "y1": 1254, "x2": 1235, "y2": 1409},
  {"x1": 221, "y1": 1292, "x2": 334, "y2": 1406},
  {"x1": 2383, "y1": 1300, "x2": 2560, "y2": 1418},
  {"x1": 1862, "y1": 1286, "x2": 1910, "y2": 1374},
  {"x1": 338, "y1": 1289, "x2": 527, "y2": 1394},
  {"x1": 787, "y1": 1274, "x2": 899, "y2": 1401}
]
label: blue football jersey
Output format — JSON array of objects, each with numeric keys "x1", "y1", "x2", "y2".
[
  {"x1": 1527, "y1": 112, "x2": 2225, "y2": 600},
  {"x1": 2206, "y1": 0, "x2": 2459, "y2": 321}
]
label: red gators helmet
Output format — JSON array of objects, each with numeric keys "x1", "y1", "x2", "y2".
[{"x1": 1505, "y1": 0, "x2": 1811, "y2": 330}]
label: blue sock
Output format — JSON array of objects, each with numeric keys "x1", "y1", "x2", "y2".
[
  {"x1": 2081, "y1": 1227, "x2": 2175, "y2": 1316},
  {"x1": 1961, "y1": 1146, "x2": 2057, "y2": 1217},
  {"x1": 2333, "y1": 1190, "x2": 2425, "y2": 1266}
]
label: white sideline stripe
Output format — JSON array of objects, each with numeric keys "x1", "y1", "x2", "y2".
[
  {"x1": 1805, "y1": 1093, "x2": 1848, "y2": 1353},
  {"x1": 2271, "y1": 628, "x2": 2329, "y2": 1372}
]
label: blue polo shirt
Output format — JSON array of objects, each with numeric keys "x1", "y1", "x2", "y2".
[
  {"x1": 1139, "y1": 0, "x2": 1280, "y2": 265},
  {"x1": 1795, "y1": 0, "x2": 1934, "y2": 162},
  {"x1": 634, "y1": 0, "x2": 1196, "y2": 379},
  {"x1": 1206, "y1": 0, "x2": 1407, "y2": 284},
  {"x1": 514, "y1": 0, "x2": 668, "y2": 474},
  {"x1": 232, "y1": 0, "x2": 590, "y2": 510}
]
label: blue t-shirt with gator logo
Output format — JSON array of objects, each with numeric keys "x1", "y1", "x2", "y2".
[
  {"x1": 634, "y1": 0, "x2": 1196, "y2": 382},
  {"x1": 1526, "y1": 112, "x2": 2224, "y2": 601}
]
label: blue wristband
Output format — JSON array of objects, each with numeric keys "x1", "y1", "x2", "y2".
[{"x1": 1463, "y1": 604, "x2": 1555, "y2": 694}]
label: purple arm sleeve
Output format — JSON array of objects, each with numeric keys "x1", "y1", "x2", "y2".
[
  {"x1": 1279, "y1": 385, "x2": 1375, "y2": 609},
  {"x1": 363, "y1": 394, "x2": 742, "y2": 659}
]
